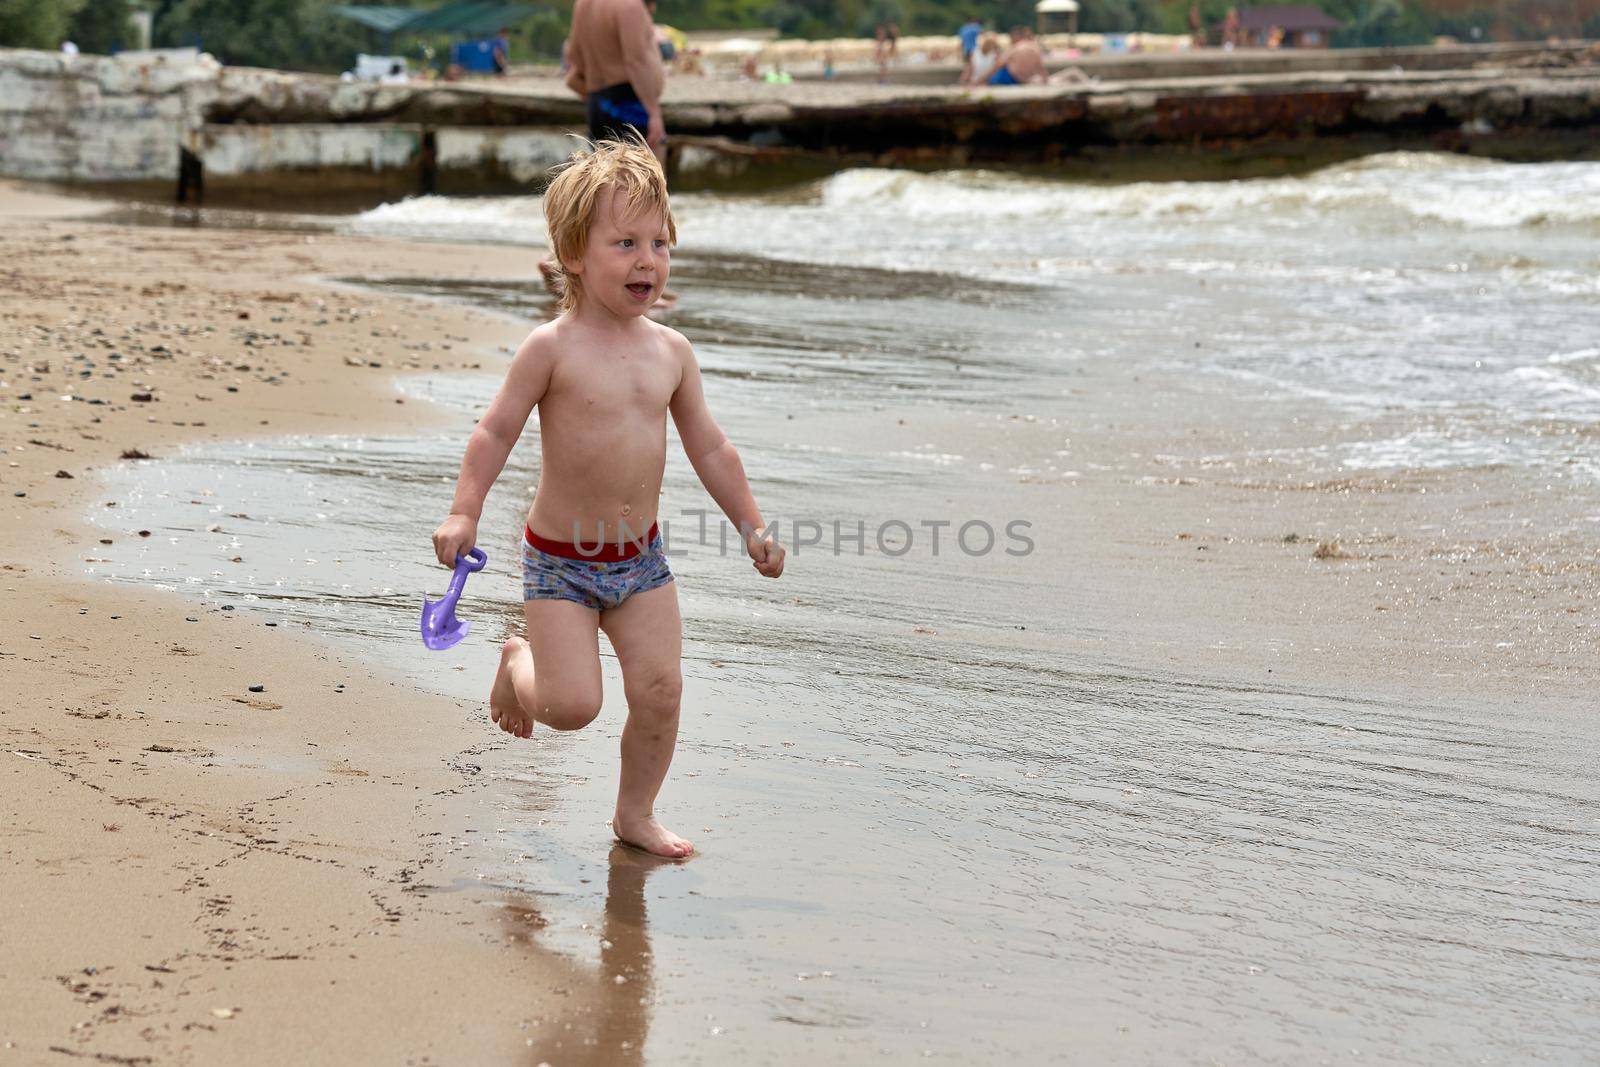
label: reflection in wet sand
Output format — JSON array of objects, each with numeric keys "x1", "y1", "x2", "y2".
[{"x1": 525, "y1": 845, "x2": 666, "y2": 1066}]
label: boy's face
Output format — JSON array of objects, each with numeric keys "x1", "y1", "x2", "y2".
[{"x1": 569, "y1": 187, "x2": 671, "y2": 319}]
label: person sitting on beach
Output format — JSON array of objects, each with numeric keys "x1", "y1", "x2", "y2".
[
  {"x1": 989, "y1": 27, "x2": 1047, "y2": 86},
  {"x1": 962, "y1": 33, "x2": 1002, "y2": 85},
  {"x1": 432, "y1": 140, "x2": 784, "y2": 859}
]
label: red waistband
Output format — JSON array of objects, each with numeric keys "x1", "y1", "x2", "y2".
[{"x1": 524, "y1": 522, "x2": 658, "y2": 562}]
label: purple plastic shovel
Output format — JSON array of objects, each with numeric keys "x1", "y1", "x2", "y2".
[{"x1": 421, "y1": 547, "x2": 488, "y2": 651}]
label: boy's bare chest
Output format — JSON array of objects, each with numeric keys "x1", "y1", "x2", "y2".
[{"x1": 547, "y1": 348, "x2": 677, "y2": 419}]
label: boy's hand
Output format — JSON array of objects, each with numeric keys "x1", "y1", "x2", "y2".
[
  {"x1": 432, "y1": 513, "x2": 478, "y2": 568},
  {"x1": 746, "y1": 527, "x2": 785, "y2": 579}
]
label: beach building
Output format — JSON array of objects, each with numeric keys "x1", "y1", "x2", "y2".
[
  {"x1": 1036, "y1": 0, "x2": 1080, "y2": 35},
  {"x1": 1233, "y1": 5, "x2": 1342, "y2": 47}
]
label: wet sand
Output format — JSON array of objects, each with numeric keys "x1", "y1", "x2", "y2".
[{"x1": 3, "y1": 180, "x2": 1598, "y2": 1063}]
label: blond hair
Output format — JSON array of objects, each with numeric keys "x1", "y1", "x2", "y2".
[{"x1": 542, "y1": 137, "x2": 677, "y2": 314}]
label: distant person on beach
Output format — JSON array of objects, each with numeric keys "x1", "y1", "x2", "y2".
[
  {"x1": 1221, "y1": 6, "x2": 1241, "y2": 49},
  {"x1": 989, "y1": 26, "x2": 1046, "y2": 85},
  {"x1": 492, "y1": 28, "x2": 510, "y2": 75},
  {"x1": 962, "y1": 33, "x2": 1002, "y2": 85},
  {"x1": 564, "y1": 0, "x2": 666, "y2": 156},
  {"x1": 431, "y1": 140, "x2": 785, "y2": 859},
  {"x1": 645, "y1": 0, "x2": 675, "y2": 63},
  {"x1": 546, "y1": 0, "x2": 672, "y2": 307},
  {"x1": 958, "y1": 15, "x2": 983, "y2": 60}
]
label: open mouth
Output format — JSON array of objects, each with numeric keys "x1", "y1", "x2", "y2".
[{"x1": 625, "y1": 282, "x2": 654, "y2": 300}]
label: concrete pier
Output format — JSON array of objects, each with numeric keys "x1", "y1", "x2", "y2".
[{"x1": 2, "y1": 42, "x2": 1596, "y2": 201}]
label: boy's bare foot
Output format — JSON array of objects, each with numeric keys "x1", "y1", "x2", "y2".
[
  {"x1": 613, "y1": 814, "x2": 694, "y2": 859},
  {"x1": 490, "y1": 637, "x2": 533, "y2": 738}
]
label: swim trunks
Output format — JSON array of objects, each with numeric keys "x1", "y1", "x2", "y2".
[
  {"x1": 587, "y1": 82, "x2": 650, "y2": 142},
  {"x1": 988, "y1": 66, "x2": 1019, "y2": 86},
  {"x1": 522, "y1": 522, "x2": 673, "y2": 611}
]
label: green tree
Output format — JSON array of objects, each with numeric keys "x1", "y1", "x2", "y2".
[
  {"x1": 69, "y1": 0, "x2": 137, "y2": 52},
  {"x1": 153, "y1": 0, "x2": 427, "y2": 72},
  {"x1": 0, "y1": 0, "x2": 85, "y2": 49}
]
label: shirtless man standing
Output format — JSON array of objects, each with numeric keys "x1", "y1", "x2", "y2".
[{"x1": 565, "y1": 0, "x2": 666, "y2": 157}]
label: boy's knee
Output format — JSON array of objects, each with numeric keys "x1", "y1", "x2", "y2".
[
  {"x1": 627, "y1": 669, "x2": 681, "y2": 716},
  {"x1": 541, "y1": 693, "x2": 602, "y2": 731}
]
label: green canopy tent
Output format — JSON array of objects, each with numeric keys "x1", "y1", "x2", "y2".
[
  {"x1": 329, "y1": 5, "x2": 426, "y2": 53},
  {"x1": 401, "y1": 1, "x2": 547, "y2": 34},
  {"x1": 330, "y1": 2, "x2": 548, "y2": 57}
]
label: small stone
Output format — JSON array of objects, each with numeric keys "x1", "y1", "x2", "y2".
[
  {"x1": 55, "y1": 469, "x2": 73, "y2": 479},
  {"x1": 248, "y1": 684, "x2": 265, "y2": 693}
]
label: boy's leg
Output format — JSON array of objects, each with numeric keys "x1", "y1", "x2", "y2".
[
  {"x1": 598, "y1": 583, "x2": 692, "y2": 858},
  {"x1": 491, "y1": 599, "x2": 602, "y2": 737}
]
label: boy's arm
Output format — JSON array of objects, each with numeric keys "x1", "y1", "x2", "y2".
[
  {"x1": 666, "y1": 333, "x2": 784, "y2": 578},
  {"x1": 431, "y1": 331, "x2": 554, "y2": 566}
]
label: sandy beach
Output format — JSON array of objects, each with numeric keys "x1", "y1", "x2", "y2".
[
  {"x1": 3, "y1": 176, "x2": 1597, "y2": 1064},
  {"x1": 0, "y1": 184, "x2": 580, "y2": 1064}
]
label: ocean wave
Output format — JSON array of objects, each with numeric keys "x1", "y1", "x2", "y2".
[
  {"x1": 346, "y1": 195, "x2": 547, "y2": 244},
  {"x1": 807, "y1": 154, "x2": 1600, "y2": 230}
]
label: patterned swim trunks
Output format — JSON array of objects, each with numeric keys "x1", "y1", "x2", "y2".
[{"x1": 521, "y1": 523, "x2": 674, "y2": 612}]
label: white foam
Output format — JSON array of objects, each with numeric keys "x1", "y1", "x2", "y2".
[
  {"x1": 796, "y1": 153, "x2": 1600, "y2": 230},
  {"x1": 347, "y1": 194, "x2": 548, "y2": 244}
]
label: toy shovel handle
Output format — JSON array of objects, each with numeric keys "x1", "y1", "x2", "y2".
[{"x1": 445, "y1": 547, "x2": 488, "y2": 599}]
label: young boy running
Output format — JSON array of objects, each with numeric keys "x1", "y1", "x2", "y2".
[{"x1": 430, "y1": 140, "x2": 784, "y2": 859}]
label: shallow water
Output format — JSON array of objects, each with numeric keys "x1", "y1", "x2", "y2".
[{"x1": 86, "y1": 154, "x2": 1600, "y2": 1062}]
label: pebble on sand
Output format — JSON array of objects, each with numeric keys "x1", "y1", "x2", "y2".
[{"x1": 1313, "y1": 540, "x2": 1352, "y2": 560}]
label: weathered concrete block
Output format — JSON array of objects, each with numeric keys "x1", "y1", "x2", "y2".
[
  {"x1": 0, "y1": 67, "x2": 79, "y2": 113},
  {"x1": 1521, "y1": 81, "x2": 1600, "y2": 126},
  {"x1": 665, "y1": 105, "x2": 718, "y2": 129},
  {"x1": 1352, "y1": 84, "x2": 1438, "y2": 124},
  {"x1": 738, "y1": 103, "x2": 795, "y2": 125},
  {"x1": 437, "y1": 127, "x2": 575, "y2": 183},
  {"x1": 200, "y1": 123, "x2": 421, "y2": 175},
  {"x1": 3, "y1": 50, "x2": 67, "y2": 78}
]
